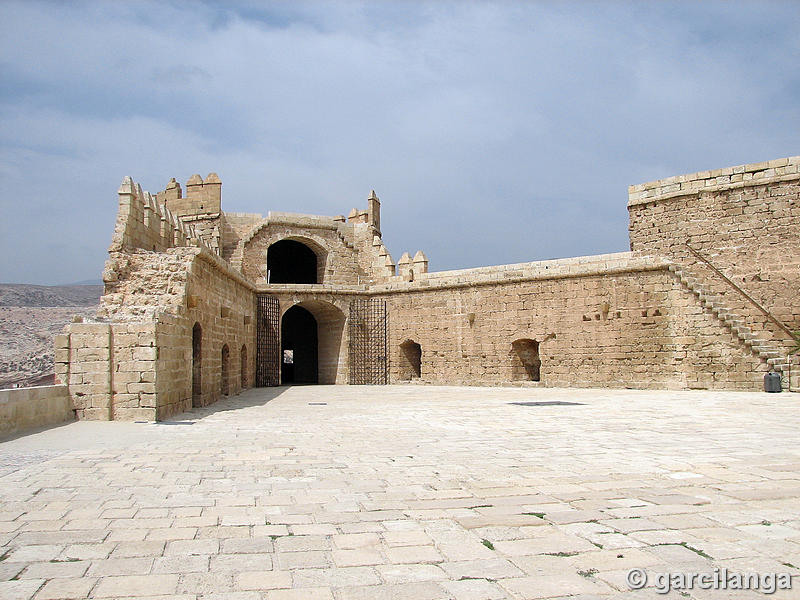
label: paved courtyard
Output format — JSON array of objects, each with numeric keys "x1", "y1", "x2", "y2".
[{"x1": 1, "y1": 385, "x2": 799, "y2": 599}]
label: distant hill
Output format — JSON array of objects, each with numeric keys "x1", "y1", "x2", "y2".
[
  {"x1": 0, "y1": 283, "x2": 104, "y2": 307},
  {"x1": 66, "y1": 278, "x2": 104, "y2": 286},
  {"x1": 0, "y1": 283, "x2": 103, "y2": 389}
]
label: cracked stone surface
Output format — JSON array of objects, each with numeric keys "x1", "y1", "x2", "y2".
[{"x1": 1, "y1": 385, "x2": 799, "y2": 599}]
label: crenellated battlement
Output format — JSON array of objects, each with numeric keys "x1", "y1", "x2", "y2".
[
  {"x1": 157, "y1": 173, "x2": 222, "y2": 218},
  {"x1": 108, "y1": 176, "x2": 213, "y2": 257}
]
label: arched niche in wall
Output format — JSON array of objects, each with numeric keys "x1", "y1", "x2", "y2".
[
  {"x1": 398, "y1": 339, "x2": 422, "y2": 380},
  {"x1": 511, "y1": 338, "x2": 541, "y2": 382}
]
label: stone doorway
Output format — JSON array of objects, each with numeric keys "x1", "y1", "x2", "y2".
[
  {"x1": 281, "y1": 305, "x2": 319, "y2": 384},
  {"x1": 192, "y1": 322, "x2": 202, "y2": 407},
  {"x1": 221, "y1": 344, "x2": 230, "y2": 395},
  {"x1": 240, "y1": 345, "x2": 248, "y2": 388}
]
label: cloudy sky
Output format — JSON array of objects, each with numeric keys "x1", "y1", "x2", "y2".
[{"x1": 1, "y1": 1, "x2": 798, "y2": 285}]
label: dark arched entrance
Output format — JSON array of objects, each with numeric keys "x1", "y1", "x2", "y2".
[
  {"x1": 281, "y1": 305, "x2": 318, "y2": 384},
  {"x1": 268, "y1": 240, "x2": 317, "y2": 284},
  {"x1": 192, "y1": 322, "x2": 202, "y2": 407}
]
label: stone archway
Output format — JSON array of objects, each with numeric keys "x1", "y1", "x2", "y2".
[
  {"x1": 268, "y1": 239, "x2": 319, "y2": 284},
  {"x1": 280, "y1": 300, "x2": 347, "y2": 385},
  {"x1": 281, "y1": 305, "x2": 318, "y2": 384},
  {"x1": 221, "y1": 344, "x2": 230, "y2": 395}
]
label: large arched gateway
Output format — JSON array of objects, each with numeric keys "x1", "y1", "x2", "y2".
[{"x1": 278, "y1": 301, "x2": 347, "y2": 385}]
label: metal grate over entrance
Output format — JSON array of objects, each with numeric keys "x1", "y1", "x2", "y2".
[
  {"x1": 256, "y1": 294, "x2": 280, "y2": 386},
  {"x1": 349, "y1": 298, "x2": 389, "y2": 385}
]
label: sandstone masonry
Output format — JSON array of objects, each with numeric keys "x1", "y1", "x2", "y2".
[{"x1": 55, "y1": 156, "x2": 800, "y2": 420}]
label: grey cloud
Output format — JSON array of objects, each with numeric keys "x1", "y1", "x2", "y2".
[{"x1": 0, "y1": 0, "x2": 798, "y2": 284}]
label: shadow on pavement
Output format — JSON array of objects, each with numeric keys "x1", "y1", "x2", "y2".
[
  {"x1": 508, "y1": 400, "x2": 585, "y2": 407},
  {"x1": 163, "y1": 386, "x2": 291, "y2": 423}
]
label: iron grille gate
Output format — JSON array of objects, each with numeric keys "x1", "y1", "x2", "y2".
[
  {"x1": 256, "y1": 294, "x2": 280, "y2": 386},
  {"x1": 349, "y1": 298, "x2": 388, "y2": 385}
]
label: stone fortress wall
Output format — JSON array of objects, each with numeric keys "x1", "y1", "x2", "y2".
[
  {"x1": 56, "y1": 177, "x2": 257, "y2": 420},
  {"x1": 628, "y1": 156, "x2": 800, "y2": 357},
  {"x1": 54, "y1": 155, "x2": 800, "y2": 420},
  {"x1": 377, "y1": 254, "x2": 769, "y2": 390}
]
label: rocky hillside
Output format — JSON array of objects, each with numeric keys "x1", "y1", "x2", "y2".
[{"x1": 0, "y1": 284, "x2": 102, "y2": 389}]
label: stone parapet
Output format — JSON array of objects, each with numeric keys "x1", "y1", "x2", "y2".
[
  {"x1": 0, "y1": 385, "x2": 74, "y2": 438},
  {"x1": 107, "y1": 176, "x2": 215, "y2": 257},
  {"x1": 628, "y1": 156, "x2": 800, "y2": 207},
  {"x1": 371, "y1": 252, "x2": 668, "y2": 293}
]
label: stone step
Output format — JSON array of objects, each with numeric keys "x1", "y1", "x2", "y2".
[{"x1": 673, "y1": 263, "x2": 789, "y2": 369}]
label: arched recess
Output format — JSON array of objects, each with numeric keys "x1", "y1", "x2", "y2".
[
  {"x1": 221, "y1": 344, "x2": 230, "y2": 395},
  {"x1": 267, "y1": 238, "x2": 326, "y2": 284},
  {"x1": 240, "y1": 344, "x2": 248, "y2": 388},
  {"x1": 399, "y1": 339, "x2": 422, "y2": 380},
  {"x1": 192, "y1": 322, "x2": 202, "y2": 407},
  {"x1": 280, "y1": 300, "x2": 346, "y2": 384},
  {"x1": 511, "y1": 338, "x2": 541, "y2": 382}
]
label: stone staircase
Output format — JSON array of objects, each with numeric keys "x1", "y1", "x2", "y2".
[
  {"x1": 668, "y1": 263, "x2": 791, "y2": 380},
  {"x1": 336, "y1": 224, "x2": 354, "y2": 249}
]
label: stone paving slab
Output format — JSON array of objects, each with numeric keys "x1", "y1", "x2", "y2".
[{"x1": 1, "y1": 385, "x2": 799, "y2": 599}]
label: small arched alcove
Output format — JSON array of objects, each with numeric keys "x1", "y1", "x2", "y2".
[
  {"x1": 267, "y1": 239, "x2": 319, "y2": 284},
  {"x1": 240, "y1": 344, "x2": 248, "y2": 388},
  {"x1": 511, "y1": 338, "x2": 541, "y2": 382},
  {"x1": 192, "y1": 323, "x2": 202, "y2": 407},
  {"x1": 399, "y1": 339, "x2": 422, "y2": 380},
  {"x1": 221, "y1": 344, "x2": 230, "y2": 396}
]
